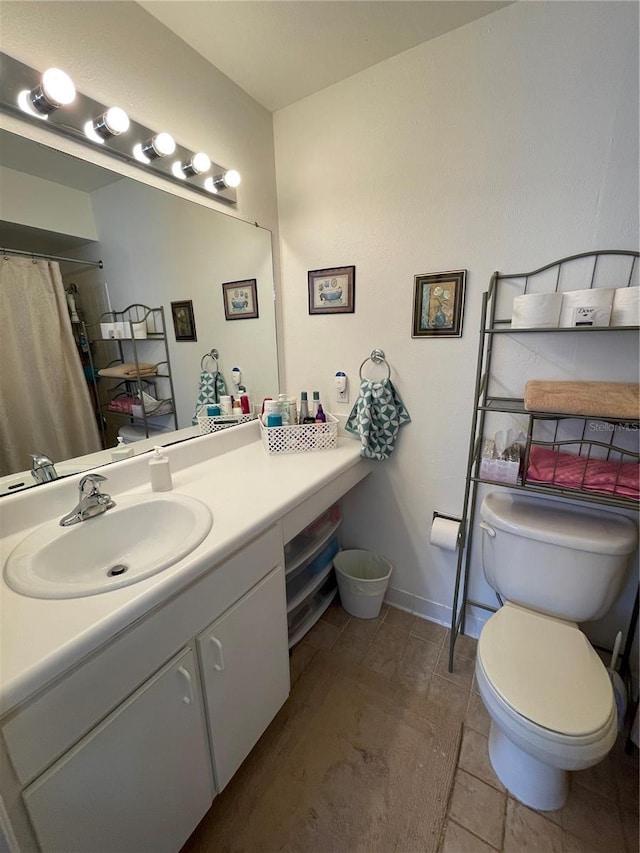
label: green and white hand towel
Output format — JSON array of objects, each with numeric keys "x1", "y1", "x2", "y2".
[
  {"x1": 192, "y1": 370, "x2": 228, "y2": 424},
  {"x1": 345, "y1": 379, "x2": 411, "y2": 460}
]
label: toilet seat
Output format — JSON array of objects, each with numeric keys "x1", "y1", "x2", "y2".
[{"x1": 478, "y1": 602, "x2": 614, "y2": 738}]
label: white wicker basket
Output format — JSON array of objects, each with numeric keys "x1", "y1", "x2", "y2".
[
  {"x1": 197, "y1": 412, "x2": 256, "y2": 434},
  {"x1": 259, "y1": 413, "x2": 338, "y2": 455}
]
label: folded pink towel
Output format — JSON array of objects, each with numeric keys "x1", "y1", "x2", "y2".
[{"x1": 527, "y1": 445, "x2": 639, "y2": 500}]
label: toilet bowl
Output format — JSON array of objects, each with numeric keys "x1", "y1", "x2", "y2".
[
  {"x1": 475, "y1": 493, "x2": 637, "y2": 811},
  {"x1": 476, "y1": 602, "x2": 617, "y2": 810}
]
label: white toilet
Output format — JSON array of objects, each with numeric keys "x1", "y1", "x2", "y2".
[{"x1": 475, "y1": 492, "x2": 637, "y2": 811}]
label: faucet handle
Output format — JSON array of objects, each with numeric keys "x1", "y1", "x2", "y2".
[{"x1": 79, "y1": 473, "x2": 107, "y2": 496}]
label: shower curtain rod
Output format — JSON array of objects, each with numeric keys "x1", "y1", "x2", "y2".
[{"x1": 2, "y1": 247, "x2": 103, "y2": 269}]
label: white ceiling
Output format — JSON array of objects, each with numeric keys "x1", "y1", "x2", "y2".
[{"x1": 138, "y1": 1, "x2": 512, "y2": 112}]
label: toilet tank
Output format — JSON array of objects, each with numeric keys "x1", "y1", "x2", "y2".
[{"x1": 479, "y1": 492, "x2": 638, "y2": 622}]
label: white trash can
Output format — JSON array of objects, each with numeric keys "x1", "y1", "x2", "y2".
[{"x1": 334, "y1": 550, "x2": 393, "y2": 619}]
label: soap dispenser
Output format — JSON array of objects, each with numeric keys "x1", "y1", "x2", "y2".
[
  {"x1": 111, "y1": 436, "x2": 134, "y2": 461},
  {"x1": 149, "y1": 446, "x2": 173, "y2": 492}
]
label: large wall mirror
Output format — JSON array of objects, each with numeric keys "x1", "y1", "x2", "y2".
[{"x1": 0, "y1": 128, "x2": 279, "y2": 495}]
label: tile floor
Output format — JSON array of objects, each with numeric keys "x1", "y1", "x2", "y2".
[{"x1": 291, "y1": 601, "x2": 639, "y2": 853}]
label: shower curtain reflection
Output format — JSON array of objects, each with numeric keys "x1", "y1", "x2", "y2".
[{"x1": 0, "y1": 255, "x2": 101, "y2": 477}]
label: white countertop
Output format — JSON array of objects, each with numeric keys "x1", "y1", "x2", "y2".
[{"x1": 0, "y1": 424, "x2": 369, "y2": 716}]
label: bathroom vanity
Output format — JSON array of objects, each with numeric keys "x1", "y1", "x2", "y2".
[{"x1": 0, "y1": 422, "x2": 371, "y2": 852}]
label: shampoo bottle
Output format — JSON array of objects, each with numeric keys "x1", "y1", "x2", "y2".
[{"x1": 149, "y1": 446, "x2": 173, "y2": 492}]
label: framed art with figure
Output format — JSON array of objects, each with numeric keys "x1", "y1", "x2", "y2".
[
  {"x1": 171, "y1": 300, "x2": 197, "y2": 341},
  {"x1": 412, "y1": 270, "x2": 466, "y2": 338}
]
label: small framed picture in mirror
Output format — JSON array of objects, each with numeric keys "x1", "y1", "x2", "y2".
[
  {"x1": 171, "y1": 300, "x2": 197, "y2": 341},
  {"x1": 222, "y1": 279, "x2": 259, "y2": 320}
]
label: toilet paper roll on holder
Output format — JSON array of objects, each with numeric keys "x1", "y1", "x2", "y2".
[{"x1": 431, "y1": 511, "x2": 463, "y2": 550}]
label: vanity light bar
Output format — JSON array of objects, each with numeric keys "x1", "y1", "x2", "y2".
[{"x1": 0, "y1": 52, "x2": 239, "y2": 205}]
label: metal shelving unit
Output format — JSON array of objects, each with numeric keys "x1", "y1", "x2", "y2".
[{"x1": 449, "y1": 250, "x2": 640, "y2": 681}]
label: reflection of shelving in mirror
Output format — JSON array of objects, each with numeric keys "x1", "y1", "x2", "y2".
[{"x1": 85, "y1": 305, "x2": 177, "y2": 447}]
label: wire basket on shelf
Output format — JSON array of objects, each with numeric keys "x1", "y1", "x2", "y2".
[
  {"x1": 259, "y1": 413, "x2": 338, "y2": 455},
  {"x1": 197, "y1": 410, "x2": 256, "y2": 434}
]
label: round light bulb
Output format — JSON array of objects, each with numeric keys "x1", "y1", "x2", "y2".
[
  {"x1": 153, "y1": 132, "x2": 175, "y2": 157},
  {"x1": 41, "y1": 68, "x2": 76, "y2": 107},
  {"x1": 133, "y1": 143, "x2": 151, "y2": 164},
  {"x1": 103, "y1": 107, "x2": 129, "y2": 135},
  {"x1": 191, "y1": 152, "x2": 211, "y2": 174},
  {"x1": 224, "y1": 169, "x2": 241, "y2": 188}
]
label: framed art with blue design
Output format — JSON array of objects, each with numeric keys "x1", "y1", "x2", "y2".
[
  {"x1": 222, "y1": 279, "x2": 258, "y2": 320},
  {"x1": 412, "y1": 269, "x2": 466, "y2": 338},
  {"x1": 308, "y1": 266, "x2": 355, "y2": 314}
]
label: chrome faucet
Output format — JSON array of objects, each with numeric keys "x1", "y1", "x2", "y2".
[
  {"x1": 30, "y1": 453, "x2": 58, "y2": 484},
  {"x1": 59, "y1": 474, "x2": 116, "y2": 527}
]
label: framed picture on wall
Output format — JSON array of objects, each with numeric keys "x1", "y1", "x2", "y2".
[
  {"x1": 308, "y1": 266, "x2": 356, "y2": 314},
  {"x1": 171, "y1": 300, "x2": 197, "y2": 341},
  {"x1": 222, "y1": 279, "x2": 259, "y2": 320},
  {"x1": 412, "y1": 270, "x2": 466, "y2": 338}
]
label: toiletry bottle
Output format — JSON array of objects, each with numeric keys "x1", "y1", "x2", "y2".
[
  {"x1": 149, "y1": 446, "x2": 173, "y2": 491},
  {"x1": 220, "y1": 395, "x2": 232, "y2": 416},
  {"x1": 315, "y1": 403, "x2": 327, "y2": 423},
  {"x1": 239, "y1": 385, "x2": 251, "y2": 414},
  {"x1": 111, "y1": 436, "x2": 134, "y2": 461},
  {"x1": 312, "y1": 391, "x2": 321, "y2": 417},
  {"x1": 299, "y1": 391, "x2": 310, "y2": 424},
  {"x1": 232, "y1": 398, "x2": 242, "y2": 416}
]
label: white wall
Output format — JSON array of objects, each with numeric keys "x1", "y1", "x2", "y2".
[
  {"x1": 0, "y1": 167, "x2": 97, "y2": 240},
  {"x1": 274, "y1": 1, "x2": 639, "y2": 640}
]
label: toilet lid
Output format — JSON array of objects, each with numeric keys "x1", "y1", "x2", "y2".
[{"x1": 478, "y1": 603, "x2": 613, "y2": 737}]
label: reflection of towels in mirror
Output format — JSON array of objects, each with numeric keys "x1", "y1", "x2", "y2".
[
  {"x1": 192, "y1": 370, "x2": 228, "y2": 424},
  {"x1": 98, "y1": 363, "x2": 157, "y2": 379}
]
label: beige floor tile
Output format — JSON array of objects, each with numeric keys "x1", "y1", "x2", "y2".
[
  {"x1": 393, "y1": 635, "x2": 440, "y2": 693},
  {"x1": 361, "y1": 622, "x2": 409, "y2": 678},
  {"x1": 621, "y1": 807, "x2": 639, "y2": 853},
  {"x1": 330, "y1": 631, "x2": 371, "y2": 664},
  {"x1": 459, "y1": 727, "x2": 505, "y2": 792},
  {"x1": 573, "y1": 754, "x2": 618, "y2": 802},
  {"x1": 320, "y1": 600, "x2": 350, "y2": 629},
  {"x1": 289, "y1": 641, "x2": 317, "y2": 686},
  {"x1": 465, "y1": 691, "x2": 491, "y2": 737},
  {"x1": 412, "y1": 617, "x2": 448, "y2": 645},
  {"x1": 455, "y1": 632, "x2": 478, "y2": 660},
  {"x1": 426, "y1": 675, "x2": 471, "y2": 722},
  {"x1": 340, "y1": 613, "x2": 384, "y2": 644},
  {"x1": 303, "y1": 619, "x2": 341, "y2": 650},
  {"x1": 448, "y1": 769, "x2": 506, "y2": 849},
  {"x1": 384, "y1": 605, "x2": 417, "y2": 633},
  {"x1": 611, "y1": 746, "x2": 640, "y2": 814},
  {"x1": 440, "y1": 819, "x2": 498, "y2": 852},
  {"x1": 435, "y1": 645, "x2": 476, "y2": 690},
  {"x1": 561, "y1": 829, "x2": 607, "y2": 853},
  {"x1": 561, "y1": 781, "x2": 627, "y2": 851},
  {"x1": 503, "y1": 798, "x2": 562, "y2": 852}
]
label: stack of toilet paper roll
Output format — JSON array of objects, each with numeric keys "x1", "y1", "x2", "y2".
[{"x1": 511, "y1": 286, "x2": 639, "y2": 329}]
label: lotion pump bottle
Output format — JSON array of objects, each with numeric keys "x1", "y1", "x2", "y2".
[
  {"x1": 149, "y1": 446, "x2": 173, "y2": 492},
  {"x1": 111, "y1": 436, "x2": 134, "y2": 461}
]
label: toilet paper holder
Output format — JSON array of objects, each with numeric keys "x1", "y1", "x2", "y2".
[{"x1": 431, "y1": 511, "x2": 463, "y2": 549}]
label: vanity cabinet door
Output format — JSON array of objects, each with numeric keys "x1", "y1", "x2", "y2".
[
  {"x1": 22, "y1": 648, "x2": 214, "y2": 853},
  {"x1": 198, "y1": 565, "x2": 290, "y2": 792}
]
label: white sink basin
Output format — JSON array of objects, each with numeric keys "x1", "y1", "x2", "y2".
[{"x1": 4, "y1": 493, "x2": 213, "y2": 599}]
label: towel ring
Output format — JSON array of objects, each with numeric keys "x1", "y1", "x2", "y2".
[
  {"x1": 201, "y1": 348, "x2": 219, "y2": 371},
  {"x1": 359, "y1": 348, "x2": 391, "y2": 380}
]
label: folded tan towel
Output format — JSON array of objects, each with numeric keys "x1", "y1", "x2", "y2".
[
  {"x1": 524, "y1": 380, "x2": 640, "y2": 419},
  {"x1": 98, "y1": 362, "x2": 157, "y2": 379}
]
